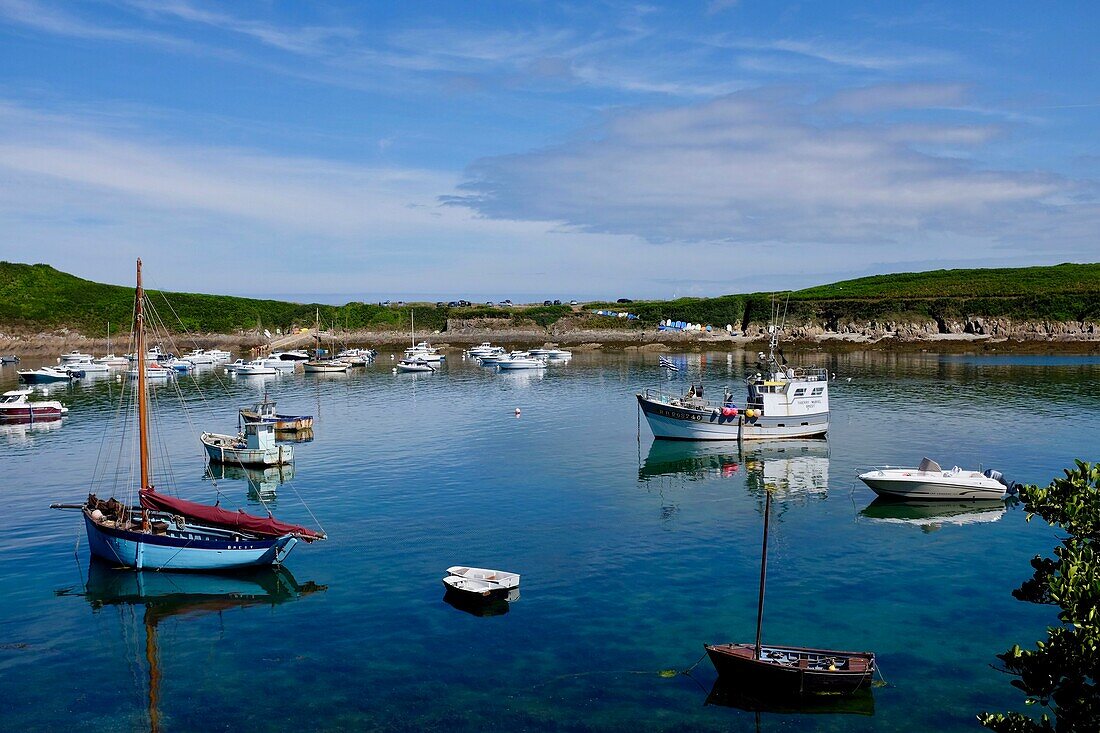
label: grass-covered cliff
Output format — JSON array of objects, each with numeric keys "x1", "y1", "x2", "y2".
[{"x1": 1, "y1": 261, "x2": 1098, "y2": 337}]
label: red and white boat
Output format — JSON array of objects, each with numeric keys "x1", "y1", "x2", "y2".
[{"x1": 0, "y1": 388, "x2": 68, "y2": 420}]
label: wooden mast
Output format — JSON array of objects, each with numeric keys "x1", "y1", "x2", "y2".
[
  {"x1": 754, "y1": 489, "x2": 771, "y2": 660},
  {"x1": 136, "y1": 258, "x2": 150, "y2": 490}
]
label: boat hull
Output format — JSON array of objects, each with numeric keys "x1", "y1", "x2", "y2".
[
  {"x1": 859, "y1": 474, "x2": 1006, "y2": 500},
  {"x1": 705, "y1": 643, "x2": 874, "y2": 695},
  {"x1": 0, "y1": 406, "x2": 64, "y2": 419},
  {"x1": 18, "y1": 371, "x2": 71, "y2": 383},
  {"x1": 84, "y1": 512, "x2": 297, "y2": 571},
  {"x1": 201, "y1": 434, "x2": 293, "y2": 466},
  {"x1": 637, "y1": 394, "x2": 827, "y2": 441}
]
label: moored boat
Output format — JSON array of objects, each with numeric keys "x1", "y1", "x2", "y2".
[
  {"x1": 235, "y1": 360, "x2": 277, "y2": 376},
  {"x1": 239, "y1": 395, "x2": 314, "y2": 432},
  {"x1": 396, "y1": 358, "x2": 434, "y2": 372},
  {"x1": 303, "y1": 359, "x2": 349, "y2": 373},
  {"x1": 446, "y1": 566, "x2": 520, "y2": 591},
  {"x1": 858, "y1": 458, "x2": 1014, "y2": 500},
  {"x1": 497, "y1": 356, "x2": 546, "y2": 370},
  {"x1": 59, "y1": 350, "x2": 93, "y2": 364},
  {"x1": 202, "y1": 421, "x2": 294, "y2": 467},
  {"x1": 18, "y1": 366, "x2": 76, "y2": 383},
  {"x1": 49, "y1": 259, "x2": 325, "y2": 571},
  {"x1": 0, "y1": 388, "x2": 68, "y2": 420}
]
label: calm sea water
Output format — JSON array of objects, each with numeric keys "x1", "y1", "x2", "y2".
[{"x1": 0, "y1": 349, "x2": 1094, "y2": 732}]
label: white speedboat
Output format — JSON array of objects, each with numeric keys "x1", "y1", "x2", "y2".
[
  {"x1": 183, "y1": 349, "x2": 215, "y2": 365},
  {"x1": 224, "y1": 359, "x2": 247, "y2": 373},
  {"x1": 128, "y1": 364, "x2": 172, "y2": 380},
  {"x1": 18, "y1": 366, "x2": 76, "y2": 383},
  {"x1": 235, "y1": 360, "x2": 277, "y2": 376},
  {"x1": 63, "y1": 357, "x2": 109, "y2": 374},
  {"x1": 163, "y1": 358, "x2": 195, "y2": 373},
  {"x1": 858, "y1": 458, "x2": 1015, "y2": 500},
  {"x1": 0, "y1": 388, "x2": 68, "y2": 420},
  {"x1": 397, "y1": 358, "x2": 435, "y2": 372},
  {"x1": 270, "y1": 350, "x2": 310, "y2": 362},
  {"x1": 497, "y1": 356, "x2": 546, "y2": 370},
  {"x1": 94, "y1": 354, "x2": 129, "y2": 368},
  {"x1": 467, "y1": 343, "x2": 504, "y2": 359},
  {"x1": 545, "y1": 349, "x2": 572, "y2": 360},
  {"x1": 337, "y1": 348, "x2": 375, "y2": 365},
  {"x1": 206, "y1": 349, "x2": 232, "y2": 363},
  {"x1": 261, "y1": 357, "x2": 297, "y2": 371},
  {"x1": 59, "y1": 350, "x2": 94, "y2": 364}
]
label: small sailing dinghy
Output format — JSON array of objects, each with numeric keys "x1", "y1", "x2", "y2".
[
  {"x1": 705, "y1": 488, "x2": 876, "y2": 695},
  {"x1": 397, "y1": 358, "x2": 435, "y2": 372},
  {"x1": 49, "y1": 259, "x2": 325, "y2": 571}
]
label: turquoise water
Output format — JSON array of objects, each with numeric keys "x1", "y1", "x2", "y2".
[{"x1": 0, "y1": 349, "x2": 1090, "y2": 731}]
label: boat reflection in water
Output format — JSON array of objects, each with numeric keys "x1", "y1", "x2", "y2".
[
  {"x1": 860, "y1": 497, "x2": 1009, "y2": 532},
  {"x1": 0, "y1": 416, "x2": 63, "y2": 445},
  {"x1": 705, "y1": 677, "x2": 875, "y2": 716},
  {"x1": 206, "y1": 462, "x2": 296, "y2": 503},
  {"x1": 443, "y1": 587, "x2": 520, "y2": 617},
  {"x1": 66, "y1": 561, "x2": 325, "y2": 733},
  {"x1": 640, "y1": 440, "x2": 830, "y2": 499}
]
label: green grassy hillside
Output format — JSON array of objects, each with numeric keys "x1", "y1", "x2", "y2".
[{"x1": 2, "y1": 261, "x2": 1098, "y2": 337}]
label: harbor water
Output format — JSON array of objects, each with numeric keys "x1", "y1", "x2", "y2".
[{"x1": 0, "y1": 349, "x2": 1094, "y2": 731}]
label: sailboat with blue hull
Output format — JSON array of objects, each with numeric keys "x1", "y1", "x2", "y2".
[{"x1": 52, "y1": 259, "x2": 325, "y2": 572}]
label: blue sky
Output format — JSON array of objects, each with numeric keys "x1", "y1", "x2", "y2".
[{"x1": 0, "y1": 1, "x2": 1096, "y2": 301}]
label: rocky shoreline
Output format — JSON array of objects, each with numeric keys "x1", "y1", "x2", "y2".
[{"x1": 3, "y1": 314, "x2": 1100, "y2": 358}]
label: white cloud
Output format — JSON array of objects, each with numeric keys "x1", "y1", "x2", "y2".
[{"x1": 449, "y1": 89, "x2": 1097, "y2": 249}]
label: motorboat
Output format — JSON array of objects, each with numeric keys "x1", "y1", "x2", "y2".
[
  {"x1": 303, "y1": 359, "x2": 349, "y2": 373},
  {"x1": 467, "y1": 343, "x2": 504, "y2": 359},
  {"x1": 476, "y1": 351, "x2": 513, "y2": 366},
  {"x1": 0, "y1": 388, "x2": 68, "y2": 420},
  {"x1": 858, "y1": 458, "x2": 1015, "y2": 500},
  {"x1": 224, "y1": 359, "x2": 247, "y2": 373},
  {"x1": 336, "y1": 348, "x2": 376, "y2": 365},
  {"x1": 397, "y1": 358, "x2": 435, "y2": 373},
  {"x1": 240, "y1": 395, "x2": 313, "y2": 432},
  {"x1": 270, "y1": 350, "x2": 310, "y2": 362},
  {"x1": 62, "y1": 357, "x2": 109, "y2": 374},
  {"x1": 206, "y1": 348, "x2": 232, "y2": 363},
  {"x1": 0, "y1": 355, "x2": 20, "y2": 364},
  {"x1": 18, "y1": 366, "x2": 76, "y2": 383},
  {"x1": 128, "y1": 363, "x2": 172, "y2": 380},
  {"x1": 235, "y1": 360, "x2": 277, "y2": 376},
  {"x1": 201, "y1": 421, "x2": 294, "y2": 467},
  {"x1": 497, "y1": 356, "x2": 546, "y2": 370},
  {"x1": 261, "y1": 357, "x2": 297, "y2": 371},
  {"x1": 163, "y1": 358, "x2": 195, "y2": 373},
  {"x1": 59, "y1": 350, "x2": 94, "y2": 364},
  {"x1": 446, "y1": 566, "x2": 520, "y2": 591},
  {"x1": 183, "y1": 349, "x2": 215, "y2": 365},
  {"x1": 403, "y1": 342, "x2": 445, "y2": 363},
  {"x1": 127, "y1": 345, "x2": 169, "y2": 362},
  {"x1": 545, "y1": 349, "x2": 572, "y2": 360}
]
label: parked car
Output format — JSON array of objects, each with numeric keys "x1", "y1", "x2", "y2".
[
  {"x1": 616, "y1": 298, "x2": 633, "y2": 304},
  {"x1": 570, "y1": 300, "x2": 578, "y2": 306},
  {"x1": 448, "y1": 301, "x2": 459, "y2": 307},
  {"x1": 485, "y1": 301, "x2": 494, "y2": 306},
  {"x1": 553, "y1": 299, "x2": 561, "y2": 305},
  {"x1": 501, "y1": 300, "x2": 513, "y2": 307},
  {"x1": 543, "y1": 300, "x2": 552, "y2": 306},
  {"x1": 435, "y1": 301, "x2": 445, "y2": 308},
  {"x1": 459, "y1": 300, "x2": 471, "y2": 307}
]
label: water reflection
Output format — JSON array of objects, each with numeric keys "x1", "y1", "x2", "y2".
[
  {"x1": 0, "y1": 417, "x2": 64, "y2": 444},
  {"x1": 705, "y1": 677, "x2": 875, "y2": 716},
  {"x1": 860, "y1": 497, "x2": 1009, "y2": 531},
  {"x1": 60, "y1": 562, "x2": 325, "y2": 733},
  {"x1": 206, "y1": 462, "x2": 295, "y2": 504},
  {"x1": 443, "y1": 587, "x2": 520, "y2": 617}
]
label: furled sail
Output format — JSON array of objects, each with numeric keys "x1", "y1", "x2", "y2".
[{"x1": 140, "y1": 489, "x2": 325, "y2": 541}]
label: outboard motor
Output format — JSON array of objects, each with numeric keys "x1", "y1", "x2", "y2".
[{"x1": 983, "y1": 469, "x2": 1019, "y2": 496}]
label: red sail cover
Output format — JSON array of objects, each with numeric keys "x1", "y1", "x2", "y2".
[{"x1": 140, "y1": 489, "x2": 325, "y2": 541}]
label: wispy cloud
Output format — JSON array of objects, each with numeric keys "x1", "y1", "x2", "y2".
[{"x1": 448, "y1": 87, "x2": 1096, "y2": 248}]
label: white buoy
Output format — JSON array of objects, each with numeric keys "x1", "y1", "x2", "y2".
[
  {"x1": 514, "y1": 407, "x2": 521, "y2": 416},
  {"x1": 390, "y1": 354, "x2": 395, "y2": 360},
  {"x1": 392, "y1": 367, "x2": 398, "y2": 374}
]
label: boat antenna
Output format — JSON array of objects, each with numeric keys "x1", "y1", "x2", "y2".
[
  {"x1": 136, "y1": 258, "x2": 151, "y2": 491},
  {"x1": 754, "y1": 488, "x2": 772, "y2": 661}
]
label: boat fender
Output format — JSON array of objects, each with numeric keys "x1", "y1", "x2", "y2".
[{"x1": 90, "y1": 509, "x2": 104, "y2": 521}]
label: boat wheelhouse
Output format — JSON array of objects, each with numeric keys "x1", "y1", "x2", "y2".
[{"x1": 202, "y1": 421, "x2": 294, "y2": 467}]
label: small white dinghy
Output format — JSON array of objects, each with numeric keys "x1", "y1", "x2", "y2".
[
  {"x1": 443, "y1": 566, "x2": 520, "y2": 599},
  {"x1": 397, "y1": 358, "x2": 435, "y2": 372},
  {"x1": 858, "y1": 457, "x2": 1015, "y2": 501}
]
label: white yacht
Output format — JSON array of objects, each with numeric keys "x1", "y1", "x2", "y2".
[
  {"x1": 404, "y1": 341, "x2": 445, "y2": 363},
  {"x1": 497, "y1": 356, "x2": 547, "y2": 371},
  {"x1": 467, "y1": 343, "x2": 504, "y2": 359},
  {"x1": 261, "y1": 357, "x2": 297, "y2": 371},
  {"x1": 63, "y1": 357, "x2": 109, "y2": 374},
  {"x1": 270, "y1": 350, "x2": 310, "y2": 362},
  {"x1": 858, "y1": 458, "x2": 1015, "y2": 500},
  {"x1": 235, "y1": 360, "x2": 277, "y2": 376},
  {"x1": 183, "y1": 349, "x2": 215, "y2": 365},
  {"x1": 59, "y1": 350, "x2": 94, "y2": 364}
]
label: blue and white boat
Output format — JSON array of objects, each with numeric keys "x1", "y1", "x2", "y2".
[
  {"x1": 50, "y1": 259, "x2": 325, "y2": 572},
  {"x1": 18, "y1": 366, "x2": 76, "y2": 383}
]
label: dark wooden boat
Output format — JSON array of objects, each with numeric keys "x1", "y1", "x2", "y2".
[
  {"x1": 706, "y1": 488, "x2": 876, "y2": 695},
  {"x1": 705, "y1": 643, "x2": 874, "y2": 695}
]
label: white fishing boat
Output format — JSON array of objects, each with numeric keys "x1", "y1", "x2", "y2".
[
  {"x1": 201, "y1": 421, "x2": 294, "y2": 467},
  {"x1": 49, "y1": 259, "x2": 325, "y2": 572},
  {"x1": 0, "y1": 388, "x2": 68, "y2": 420},
  {"x1": 18, "y1": 366, "x2": 77, "y2": 383},
  {"x1": 235, "y1": 360, "x2": 277, "y2": 376},
  {"x1": 261, "y1": 357, "x2": 297, "y2": 371},
  {"x1": 637, "y1": 298, "x2": 828, "y2": 441},
  {"x1": 206, "y1": 348, "x2": 232, "y2": 363},
  {"x1": 303, "y1": 359, "x2": 349, "y2": 373},
  {"x1": 128, "y1": 364, "x2": 172, "y2": 381},
  {"x1": 336, "y1": 348, "x2": 375, "y2": 365},
  {"x1": 396, "y1": 358, "x2": 435, "y2": 372},
  {"x1": 858, "y1": 458, "x2": 1015, "y2": 500},
  {"x1": 224, "y1": 358, "x2": 247, "y2": 373},
  {"x1": 94, "y1": 354, "x2": 129, "y2": 368},
  {"x1": 446, "y1": 566, "x2": 520, "y2": 590},
  {"x1": 497, "y1": 356, "x2": 546, "y2": 370}
]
